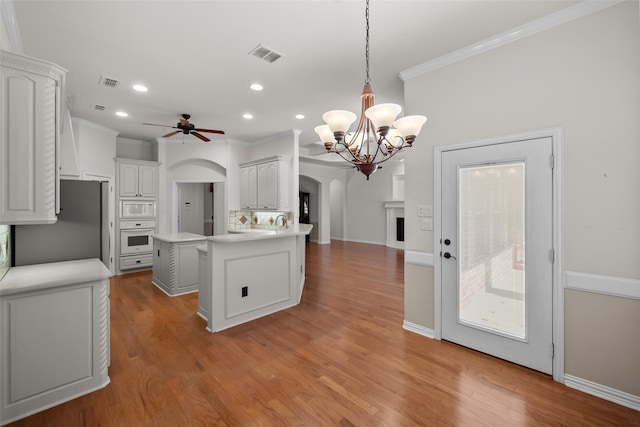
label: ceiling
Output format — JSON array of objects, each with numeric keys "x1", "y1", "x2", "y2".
[{"x1": 11, "y1": 0, "x2": 578, "y2": 154}]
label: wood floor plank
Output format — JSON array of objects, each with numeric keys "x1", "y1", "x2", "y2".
[{"x1": 6, "y1": 241, "x2": 639, "y2": 426}]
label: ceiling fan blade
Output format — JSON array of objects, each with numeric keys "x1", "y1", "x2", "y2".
[
  {"x1": 142, "y1": 123, "x2": 176, "y2": 128},
  {"x1": 191, "y1": 132, "x2": 211, "y2": 142},
  {"x1": 193, "y1": 127, "x2": 225, "y2": 135},
  {"x1": 162, "y1": 131, "x2": 181, "y2": 138}
]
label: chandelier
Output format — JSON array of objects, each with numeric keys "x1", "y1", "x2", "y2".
[{"x1": 315, "y1": 0, "x2": 427, "y2": 180}]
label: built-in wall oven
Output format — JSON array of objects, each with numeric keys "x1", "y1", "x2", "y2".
[{"x1": 120, "y1": 220, "x2": 155, "y2": 255}]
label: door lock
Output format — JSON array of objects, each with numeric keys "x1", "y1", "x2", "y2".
[
  {"x1": 443, "y1": 238, "x2": 451, "y2": 245},
  {"x1": 443, "y1": 252, "x2": 457, "y2": 260}
]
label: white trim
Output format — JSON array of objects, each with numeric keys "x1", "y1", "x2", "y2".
[
  {"x1": 564, "y1": 374, "x2": 640, "y2": 412},
  {"x1": 565, "y1": 271, "x2": 640, "y2": 300},
  {"x1": 404, "y1": 250, "x2": 434, "y2": 267},
  {"x1": 0, "y1": 0, "x2": 24, "y2": 54},
  {"x1": 399, "y1": 0, "x2": 624, "y2": 81},
  {"x1": 344, "y1": 238, "x2": 385, "y2": 246},
  {"x1": 433, "y1": 127, "x2": 564, "y2": 381},
  {"x1": 402, "y1": 321, "x2": 435, "y2": 340}
]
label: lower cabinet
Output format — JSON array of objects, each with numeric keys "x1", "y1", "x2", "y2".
[
  {"x1": 0, "y1": 259, "x2": 111, "y2": 425},
  {"x1": 152, "y1": 233, "x2": 206, "y2": 296}
]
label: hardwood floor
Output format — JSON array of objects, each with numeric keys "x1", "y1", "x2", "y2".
[{"x1": 8, "y1": 241, "x2": 639, "y2": 426}]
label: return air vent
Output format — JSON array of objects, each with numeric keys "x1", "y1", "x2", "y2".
[
  {"x1": 98, "y1": 75, "x2": 121, "y2": 88},
  {"x1": 248, "y1": 44, "x2": 283, "y2": 64},
  {"x1": 92, "y1": 104, "x2": 106, "y2": 111}
]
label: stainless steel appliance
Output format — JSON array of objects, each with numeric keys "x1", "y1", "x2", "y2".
[
  {"x1": 120, "y1": 200, "x2": 156, "y2": 219},
  {"x1": 119, "y1": 220, "x2": 155, "y2": 255}
]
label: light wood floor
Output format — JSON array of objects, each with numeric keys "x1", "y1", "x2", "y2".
[{"x1": 9, "y1": 241, "x2": 639, "y2": 426}]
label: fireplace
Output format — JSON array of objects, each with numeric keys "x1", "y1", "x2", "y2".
[{"x1": 384, "y1": 201, "x2": 404, "y2": 249}]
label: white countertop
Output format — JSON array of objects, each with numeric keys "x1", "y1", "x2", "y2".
[
  {"x1": 152, "y1": 232, "x2": 207, "y2": 243},
  {"x1": 0, "y1": 258, "x2": 112, "y2": 296},
  {"x1": 209, "y1": 224, "x2": 313, "y2": 243}
]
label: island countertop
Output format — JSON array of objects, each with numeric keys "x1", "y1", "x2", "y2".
[
  {"x1": 208, "y1": 224, "x2": 313, "y2": 243},
  {"x1": 152, "y1": 232, "x2": 207, "y2": 243}
]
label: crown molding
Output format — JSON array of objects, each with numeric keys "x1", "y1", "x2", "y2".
[
  {"x1": 399, "y1": 0, "x2": 625, "y2": 81},
  {"x1": 0, "y1": 0, "x2": 23, "y2": 54}
]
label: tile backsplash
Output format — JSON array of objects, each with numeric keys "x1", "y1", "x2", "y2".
[
  {"x1": 228, "y1": 211, "x2": 293, "y2": 231},
  {"x1": 0, "y1": 225, "x2": 10, "y2": 281}
]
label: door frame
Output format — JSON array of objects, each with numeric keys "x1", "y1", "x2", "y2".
[{"x1": 433, "y1": 127, "x2": 564, "y2": 382}]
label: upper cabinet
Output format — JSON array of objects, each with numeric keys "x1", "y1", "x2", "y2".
[
  {"x1": 0, "y1": 51, "x2": 67, "y2": 225},
  {"x1": 239, "y1": 155, "x2": 291, "y2": 211},
  {"x1": 117, "y1": 159, "x2": 158, "y2": 199}
]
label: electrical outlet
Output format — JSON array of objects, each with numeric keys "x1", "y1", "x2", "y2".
[
  {"x1": 421, "y1": 218, "x2": 433, "y2": 231},
  {"x1": 418, "y1": 204, "x2": 433, "y2": 217},
  {"x1": 241, "y1": 286, "x2": 248, "y2": 297}
]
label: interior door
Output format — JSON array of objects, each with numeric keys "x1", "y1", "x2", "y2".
[{"x1": 440, "y1": 137, "x2": 554, "y2": 374}]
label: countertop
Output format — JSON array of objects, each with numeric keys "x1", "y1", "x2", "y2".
[
  {"x1": 209, "y1": 224, "x2": 313, "y2": 243},
  {"x1": 152, "y1": 232, "x2": 207, "y2": 243},
  {"x1": 0, "y1": 258, "x2": 112, "y2": 296}
]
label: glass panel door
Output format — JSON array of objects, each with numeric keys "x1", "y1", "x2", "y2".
[{"x1": 459, "y1": 163, "x2": 525, "y2": 339}]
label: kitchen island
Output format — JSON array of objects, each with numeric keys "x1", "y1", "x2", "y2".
[
  {"x1": 152, "y1": 232, "x2": 206, "y2": 296},
  {"x1": 201, "y1": 224, "x2": 312, "y2": 332}
]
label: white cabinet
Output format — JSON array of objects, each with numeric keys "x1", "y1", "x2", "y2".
[
  {"x1": 0, "y1": 259, "x2": 111, "y2": 425},
  {"x1": 239, "y1": 155, "x2": 291, "y2": 211},
  {"x1": 151, "y1": 233, "x2": 206, "y2": 296},
  {"x1": 240, "y1": 164, "x2": 257, "y2": 209},
  {"x1": 0, "y1": 51, "x2": 67, "y2": 225},
  {"x1": 117, "y1": 160, "x2": 158, "y2": 198}
]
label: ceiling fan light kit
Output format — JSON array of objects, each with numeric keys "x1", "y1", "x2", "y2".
[
  {"x1": 143, "y1": 113, "x2": 225, "y2": 142},
  {"x1": 315, "y1": 0, "x2": 427, "y2": 180}
]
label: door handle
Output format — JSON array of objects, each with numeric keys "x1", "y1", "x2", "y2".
[{"x1": 443, "y1": 252, "x2": 457, "y2": 260}]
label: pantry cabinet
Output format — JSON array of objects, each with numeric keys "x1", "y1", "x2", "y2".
[
  {"x1": 117, "y1": 159, "x2": 158, "y2": 198},
  {"x1": 239, "y1": 155, "x2": 291, "y2": 211},
  {"x1": 0, "y1": 51, "x2": 67, "y2": 225}
]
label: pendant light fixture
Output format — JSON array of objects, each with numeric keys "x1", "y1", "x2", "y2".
[{"x1": 315, "y1": 0, "x2": 427, "y2": 180}]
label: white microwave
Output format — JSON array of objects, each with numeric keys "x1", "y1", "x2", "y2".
[{"x1": 120, "y1": 200, "x2": 156, "y2": 218}]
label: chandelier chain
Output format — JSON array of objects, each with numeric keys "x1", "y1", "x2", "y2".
[{"x1": 365, "y1": 0, "x2": 370, "y2": 84}]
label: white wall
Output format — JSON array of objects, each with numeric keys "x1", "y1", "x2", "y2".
[
  {"x1": 157, "y1": 141, "x2": 230, "y2": 234},
  {"x1": 116, "y1": 137, "x2": 156, "y2": 162},
  {"x1": 329, "y1": 179, "x2": 345, "y2": 240},
  {"x1": 299, "y1": 162, "x2": 348, "y2": 244},
  {"x1": 402, "y1": 1, "x2": 640, "y2": 397},
  {"x1": 71, "y1": 118, "x2": 118, "y2": 179},
  {"x1": 345, "y1": 161, "x2": 405, "y2": 245}
]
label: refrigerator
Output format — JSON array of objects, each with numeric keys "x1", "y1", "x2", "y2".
[{"x1": 13, "y1": 180, "x2": 109, "y2": 267}]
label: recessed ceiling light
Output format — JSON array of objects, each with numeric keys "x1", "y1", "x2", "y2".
[
  {"x1": 295, "y1": 114, "x2": 305, "y2": 120},
  {"x1": 132, "y1": 84, "x2": 148, "y2": 92},
  {"x1": 250, "y1": 83, "x2": 263, "y2": 91},
  {"x1": 243, "y1": 113, "x2": 253, "y2": 119},
  {"x1": 115, "y1": 111, "x2": 128, "y2": 117}
]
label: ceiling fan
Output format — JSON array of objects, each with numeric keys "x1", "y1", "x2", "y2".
[{"x1": 143, "y1": 113, "x2": 225, "y2": 142}]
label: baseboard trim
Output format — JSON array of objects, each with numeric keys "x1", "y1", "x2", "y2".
[
  {"x1": 402, "y1": 320, "x2": 435, "y2": 339},
  {"x1": 565, "y1": 271, "x2": 640, "y2": 300},
  {"x1": 564, "y1": 374, "x2": 640, "y2": 412}
]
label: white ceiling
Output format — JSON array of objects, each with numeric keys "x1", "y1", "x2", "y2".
[{"x1": 11, "y1": 0, "x2": 578, "y2": 149}]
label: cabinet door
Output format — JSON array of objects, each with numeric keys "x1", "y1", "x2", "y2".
[
  {"x1": 240, "y1": 165, "x2": 257, "y2": 209},
  {"x1": 258, "y1": 162, "x2": 278, "y2": 210},
  {"x1": 118, "y1": 164, "x2": 139, "y2": 197},
  {"x1": 0, "y1": 69, "x2": 58, "y2": 224},
  {"x1": 137, "y1": 165, "x2": 157, "y2": 198}
]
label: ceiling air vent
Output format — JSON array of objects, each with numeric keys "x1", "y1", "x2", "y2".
[
  {"x1": 98, "y1": 75, "x2": 121, "y2": 88},
  {"x1": 248, "y1": 44, "x2": 283, "y2": 64},
  {"x1": 92, "y1": 104, "x2": 106, "y2": 111}
]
